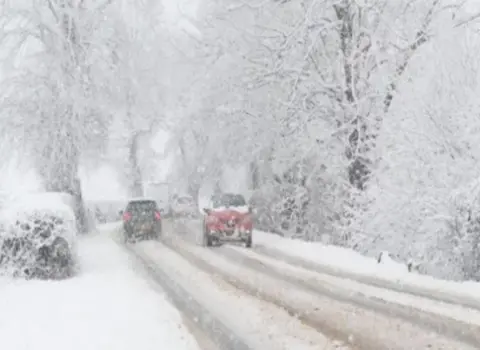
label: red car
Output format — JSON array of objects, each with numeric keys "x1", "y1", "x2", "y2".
[{"x1": 202, "y1": 193, "x2": 253, "y2": 248}]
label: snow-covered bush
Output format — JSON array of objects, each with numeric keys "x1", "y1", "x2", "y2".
[
  {"x1": 441, "y1": 182, "x2": 480, "y2": 281},
  {"x1": 0, "y1": 193, "x2": 77, "y2": 280},
  {"x1": 153, "y1": 0, "x2": 480, "y2": 280}
]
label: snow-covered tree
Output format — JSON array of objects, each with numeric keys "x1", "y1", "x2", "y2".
[
  {"x1": 103, "y1": 2, "x2": 166, "y2": 197},
  {"x1": 103, "y1": 0, "x2": 208, "y2": 197},
  {"x1": 0, "y1": 0, "x2": 122, "y2": 232},
  {"x1": 165, "y1": 0, "x2": 480, "y2": 279},
  {"x1": 352, "y1": 25, "x2": 480, "y2": 279}
]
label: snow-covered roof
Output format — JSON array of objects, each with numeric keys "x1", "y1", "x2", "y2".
[{"x1": 211, "y1": 205, "x2": 250, "y2": 214}]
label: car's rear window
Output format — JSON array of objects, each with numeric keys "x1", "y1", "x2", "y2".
[
  {"x1": 212, "y1": 194, "x2": 246, "y2": 208},
  {"x1": 126, "y1": 201, "x2": 157, "y2": 213}
]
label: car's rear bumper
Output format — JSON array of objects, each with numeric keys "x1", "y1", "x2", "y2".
[
  {"x1": 208, "y1": 228, "x2": 252, "y2": 241},
  {"x1": 124, "y1": 222, "x2": 161, "y2": 235}
]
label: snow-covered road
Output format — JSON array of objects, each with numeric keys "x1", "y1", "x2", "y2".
[
  {"x1": 132, "y1": 240, "x2": 344, "y2": 350},
  {"x1": 0, "y1": 229, "x2": 200, "y2": 350},
  {"x1": 179, "y1": 218, "x2": 480, "y2": 311},
  {"x1": 216, "y1": 244, "x2": 480, "y2": 344},
  {"x1": 250, "y1": 230, "x2": 480, "y2": 311},
  {"x1": 9, "y1": 218, "x2": 478, "y2": 350},
  {"x1": 168, "y1": 218, "x2": 480, "y2": 349}
]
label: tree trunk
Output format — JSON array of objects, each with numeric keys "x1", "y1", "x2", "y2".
[
  {"x1": 187, "y1": 182, "x2": 201, "y2": 207},
  {"x1": 335, "y1": 1, "x2": 432, "y2": 191},
  {"x1": 37, "y1": 1, "x2": 90, "y2": 234},
  {"x1": 334, "y1": 2, "x2": 370, "y2": 190},
  {"x1": 127, "y1": 133, "x2": 144, "y2": 197},
  {"x1": 37, "y1": 140, "x2": 89, "y2": 234},
  {"x1": 250, "y1": 161, "x2": 260, "y2": 190}
]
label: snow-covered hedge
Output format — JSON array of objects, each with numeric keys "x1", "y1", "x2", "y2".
[{"x1": 0, "y1": 193, "x2": 77, "y2": 279}]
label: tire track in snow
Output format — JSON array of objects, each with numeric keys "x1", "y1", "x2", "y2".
[
  {"x1": 126, "y1": 246, "x2": 250, "y2": 350},
  {"x1": 133, "y1": 239, "x2": 346, "y2": 350},
  {"x1": 174, "y1": 218, "x2": 480, "y2": 343},
  {"x1": 181, "y1": 215, "x2": 480, "y2": 312},
  {"x1": 253, "y1": 243, "x2": 480, "y2": 312},
  {"x1": 214, "y1": 244, "x2": 480, "y2": 347},
  {"x1": 162, "y1": 233, "x2": 476, "y2": 350},
  {"x1": 159, "y1": 236, "x2": 351, "y2": 350},
  {"x1": 107, "y1": 226, "x2": 249, "y2": 350}
]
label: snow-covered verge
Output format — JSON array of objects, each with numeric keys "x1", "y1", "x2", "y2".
[
  {"x1": 254, "y1": 230, "x2": 480, "y2": 305},
  {"x1": 0, "y1": 229, "x2": 200, "y2": 350}
]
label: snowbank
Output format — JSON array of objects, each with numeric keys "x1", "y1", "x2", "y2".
[
  {"x1": 254, "y1": 230, "x2": 480, "y2": 304},
  {"x1": 0, "y1": 231, "x2": 200, "y2": 350}
]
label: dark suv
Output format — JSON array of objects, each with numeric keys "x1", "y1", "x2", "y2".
[{"x1": 121, "y1": 199, "x2": 162, "y2": 243}]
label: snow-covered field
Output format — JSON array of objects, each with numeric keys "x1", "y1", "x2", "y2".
[
  {"x1": 0, "y1": 228, "x2": 200, "y2": 350},
  {"x1": 254, "y1": 230, "x2": 480, "y2": 304}
]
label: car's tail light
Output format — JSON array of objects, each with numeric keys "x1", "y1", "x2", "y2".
[
  {"x1": 122, "y1": 212, "x2": 132, "y2": 221},
  {"x1": 154, "y1": 211, "x2": 161, "y2": 220}
]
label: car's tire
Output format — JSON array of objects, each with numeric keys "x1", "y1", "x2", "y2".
[
  {"x1": 155, "y1": 222, "x2": 162, "y2": 240},
  {"x1": 245, "y1": 235, "x2": 252, "y2": 248},
  {"x1": 206, "y1": 235, "x2": 213, "y2": 247},
  {"x1": 203, "y1": 227, "x2": 213, "y2": 247}
]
